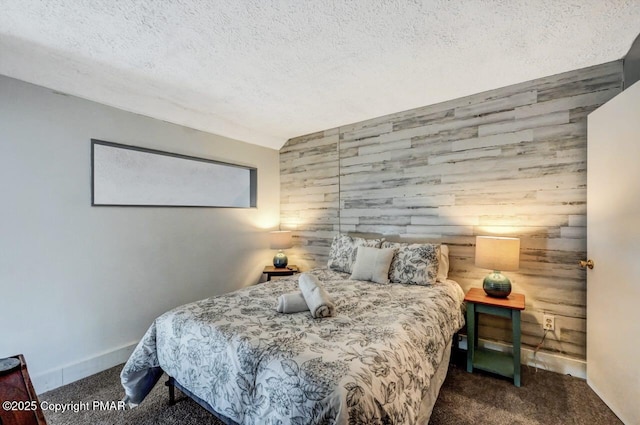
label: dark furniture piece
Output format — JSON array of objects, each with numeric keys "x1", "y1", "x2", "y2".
[
  {"x1": 262, "y1": 265, "x2": 298, "y2": 282},
  {"x1": 166, "y1": 377, "x2": 239, "y2": 425},
  {"x1": 465, "y1": 287, "x2": 525, "y2": 387},
  {"x1": 0, "y1": 354, "x2": 47, "y2": 425}
]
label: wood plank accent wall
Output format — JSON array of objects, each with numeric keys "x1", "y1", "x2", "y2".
[{"x1": 280, "y1": 61, "x2": 623, "y2": 360}]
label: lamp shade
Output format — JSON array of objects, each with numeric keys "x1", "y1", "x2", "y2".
[
  {"x1": 475, "y1": 236, "x2": 520, "y2": 271},
  {"x1": 270, "y1": 231, "x2": 293, "y2": 250}
]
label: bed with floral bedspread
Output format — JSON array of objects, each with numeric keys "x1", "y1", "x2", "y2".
[{"x1": 121, "y1": 267, "x2": 465, "y2": 425}]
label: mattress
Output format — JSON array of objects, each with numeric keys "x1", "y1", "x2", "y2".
[{"x1": 121, "y1": 267, "x2": 465, "y2": 424}]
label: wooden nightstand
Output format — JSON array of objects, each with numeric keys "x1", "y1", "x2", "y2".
[
  {"x1": 262, "y1": 265, "x2": 299, "y2": 282},
  {"x1": 465, "y1": 287, "x2": 525, "y2": 387},
  {"x1": 0, "y1": 354, "x2": 47, "y2": 425}
]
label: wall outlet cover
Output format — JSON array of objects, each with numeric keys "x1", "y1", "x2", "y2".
[{"x1": 543, "y1": 314, "x2": 555, "y2": 331}]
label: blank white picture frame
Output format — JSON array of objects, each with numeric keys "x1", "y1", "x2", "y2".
[{"x1": 91, "y1": 140, "x2": 257, "y2": 207}]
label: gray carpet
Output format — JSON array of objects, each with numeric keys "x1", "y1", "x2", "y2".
[{"x1": 40, "y1": 361, "x2": 621, "y2": 424}]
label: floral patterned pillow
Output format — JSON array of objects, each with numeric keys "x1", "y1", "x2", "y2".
[
  {"x1": 381, "y1": 242, "x2": 440, "y2": 286},
  {"x1": 327, "y1": 234, "x2": 383, "y2": 274}
]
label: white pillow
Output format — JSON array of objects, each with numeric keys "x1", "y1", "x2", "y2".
[
  {"x1": 437, "y1": 244, "x2": 450, "y2": 282},
  {"x1": 350, "y1": 247, "x2": 396, "y2": 284},
  {"x1": 327, "y1": 233, "x2": 383, "y2": 274}
]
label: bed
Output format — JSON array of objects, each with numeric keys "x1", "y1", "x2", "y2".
[{"x1": 121, "y1": 263, "x2": 465, "y2": 425}]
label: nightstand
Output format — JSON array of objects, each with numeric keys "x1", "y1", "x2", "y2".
[
  {"x1": 262, "y1": 265, "x2": 299, "y2": 282},
  {"x1": 465, "y1": 287, "x2": 525, "y2": 387},
  {"x1": 0, "y1": 354, "x2": 47, "y2": 425}
]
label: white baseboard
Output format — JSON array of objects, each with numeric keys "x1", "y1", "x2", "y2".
[
  {"x1": 458, "y1": 335, "x2": 586, "y2": 379},
  {"x1": 31, "y1": 337, "x2": 585, "y2": 394},
  {"x1": 32, "y1": 342, "x2": 138, "y2": 394}
]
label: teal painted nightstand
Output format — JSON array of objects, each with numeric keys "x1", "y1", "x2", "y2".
[{"x1": 465, "y1": 287, "x2": 525, "y2": 387}]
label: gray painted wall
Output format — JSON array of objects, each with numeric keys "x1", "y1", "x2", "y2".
[
  {"x1": 0, "y1": 75, "x2": 280, "y2": 390},
  {"x1": 280, "y1": 61, "x2": 623, "y2": 361}
]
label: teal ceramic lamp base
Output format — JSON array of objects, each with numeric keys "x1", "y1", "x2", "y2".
[
  {"x1": 273, "y1": 250, "x2": 288, "y2": 268},
  {"x1": 483, "y1": 271, "x2": 512, "y2": 298}
]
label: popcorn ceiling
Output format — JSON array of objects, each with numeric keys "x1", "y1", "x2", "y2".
[{"x1": 0, "y1": 0, "x2": 638, "y2": 149}]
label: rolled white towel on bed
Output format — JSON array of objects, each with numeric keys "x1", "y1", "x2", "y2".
[
  {"x1": 298, "y1": 273, "x2": 335, "y2": 318},
  {"x1": 276, "y1": 292, "x2": 309, "y2": 313}
]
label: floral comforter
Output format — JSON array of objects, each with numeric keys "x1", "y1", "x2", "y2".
[{"x1": 121, "y1": 268, "x2": 465, "y2": 425}]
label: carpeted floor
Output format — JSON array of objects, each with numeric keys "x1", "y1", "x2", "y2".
[{"x1": 40, "y1": 361, "x2": 621, "y2": 425}]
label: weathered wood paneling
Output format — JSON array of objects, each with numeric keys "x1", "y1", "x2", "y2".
[
  {"x1": 279, "y1": 61, "x2": 623, "y2": 361},
  {"x1": 280, "y1": 129, "x2": 340, "y2": 270}
]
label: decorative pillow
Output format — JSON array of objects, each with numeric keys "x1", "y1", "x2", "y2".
[
  {"x1": 382, "y1": 242, "x2": 440, "y2": 286},
  {"x1": 350, "y1": 247, "x2": 396, "y2": 284},
  {"x1": 327, "y1": 234, "x2": 383, "y2": 274},
  {"x1": 437, "y1": 244, "x2": 450, "y2": 282}
]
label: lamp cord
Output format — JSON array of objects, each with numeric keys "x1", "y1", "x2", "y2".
[{"x1": 531, "y1": 328, "x2": 549, "y2": 373}]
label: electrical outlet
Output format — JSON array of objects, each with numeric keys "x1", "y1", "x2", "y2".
[{"x1": 543, "y1": 314, "x2": 555, "y2": 331}]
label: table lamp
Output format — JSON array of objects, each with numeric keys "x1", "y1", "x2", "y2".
[
  {"x1": 475, "y1": 236, "x2": 520, "y2": 298},
  {"x1": 270, "y1": 231, "x2": 292, "y2": 268}
]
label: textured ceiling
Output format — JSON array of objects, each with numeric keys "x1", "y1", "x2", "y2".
[{"x1": 1, "y1": 1, "x2": 639, "y2": 150}]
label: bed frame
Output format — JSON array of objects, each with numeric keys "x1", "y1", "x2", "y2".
[{"x1": 166, "y1": 376, "x2": 239, "y2": 425}]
